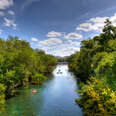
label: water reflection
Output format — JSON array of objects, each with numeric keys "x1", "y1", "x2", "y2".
[{"x1": 0, "y1": 65, "x2": 82, "y2": 116}]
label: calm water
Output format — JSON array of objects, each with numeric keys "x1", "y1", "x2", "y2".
[{"x1": 0, "y1": 65, "x2": 82, "y2": 116}]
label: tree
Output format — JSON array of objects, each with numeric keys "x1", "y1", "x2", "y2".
[{"x1": 0, "y1": 36, "x2": 58, "y2": 102}]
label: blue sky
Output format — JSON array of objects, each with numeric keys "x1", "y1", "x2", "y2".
[{"x1": 0, "y1": 0, "x2": 116, "y2": 56}]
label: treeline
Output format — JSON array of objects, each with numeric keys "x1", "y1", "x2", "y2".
[
  {"x1": 68, "y1": 19, "x2": 116, "y2": 115},
  {"x1": 0, "y1": 36, "x2": 57, "y2": 104},
  {"x1": 57, "y1": 56, "x2": 68, "y2": 62}
]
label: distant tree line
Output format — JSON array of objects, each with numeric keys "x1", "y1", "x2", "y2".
[
  {"x1": 68, "y1": 19, "x2": 116, "y2": 115},
  {"x1": 57, "y1": 56, "x2": 68, "y2": 62}
]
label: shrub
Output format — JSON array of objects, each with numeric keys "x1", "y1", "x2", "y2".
[
  {"x1": 32, "y1": 73, "x2": 47, "y2": 84},
  {"x1": 75, "y1": 77, "x2": 116, "y2": 116}
]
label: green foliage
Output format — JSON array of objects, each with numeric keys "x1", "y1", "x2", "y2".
[
  {"x1": 4, "y1": 70, "x2": 16, "y2": 96},
  {"x1": 107, "y1": 39, "x2": 116, "y2": 51},
  {"x1": 0, "y1": 84, "x2": 6, "y2": 105},
  {"x1": 68, "y1": 19, "x2": 116, "y2": 115},
  {"x1": 68, "y1": 52, "x2": 79, "y2": 73},
  {"x1": 32, "y1": 73, "x2": 47, "y2": 84},
  {"x1": 0, "y1": 36, "x2": 57, "y2": 103},
  {"x1": 95, "y1": 52, "x2": 116, "y2": 76},
  {"x1": 95, "y1": 52, "x2": 116, "y2": 90},
  {"x1": 75, "y1": 78, "x2": 116, "y2": 116}
]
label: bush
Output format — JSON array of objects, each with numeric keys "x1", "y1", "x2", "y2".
[
  {"x1": 75, "y1": 77, "x2": 116, "y2": 116},
  {"x1": 32, "y1": 73, "x2": 47, "y2": 84}
]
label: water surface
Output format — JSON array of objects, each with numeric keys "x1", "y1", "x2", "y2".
[{"x1": 0, "y1": 65, "x2": 82, "y2": 116}]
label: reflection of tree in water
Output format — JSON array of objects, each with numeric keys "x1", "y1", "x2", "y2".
[{"x1": 0, "y1": 85, "x2": 45, "y2": 116}]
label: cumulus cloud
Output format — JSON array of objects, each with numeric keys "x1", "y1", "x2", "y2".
[
  {"x1": 8, "y1": 10, "x2": 15, "y2": 15},
  {"x1": 45, "y1": 44, "x2": 80, "y2": 57},
  {"x1": 110, "y1": 13, "x2": 116, "y2": 26},
  {"x1": 65, "y1": 32, "x2": 82, "y2": 40},
  {"x1": 38, "y1": 39, "x2": 80, "y2": 57},
  {"x1": 31, "y1": 37, "x2": 38, "y2": 42},
  {"x1": 0, "y1": 0, "x2": 13, "y2": 10},
  {"x1": 52, "y1": 48, "x2": 80, "y2": 57},
  {"x1": 47, "y1": 31, "x2": 64, "y2": 38},
  {"x1": 68, "y1": 40, "x2": 81, "y2": 46},
  {"x1": 39, "y1": 38, "x2": 62, "y2": 47},
  {"x1": 76, "y1": 13, "x2": 116, "y2": 33},
  {"x1": 89, "y1": 17, "x2": 108, "y2": 23},
  {"x1": 4, "y1": 18, "x2": 16, "y2": 29},
  {"x1": 76, "y1": 17, "x2": 108, "y2": 32},
  {"x1": 37, "y1": 32, "x2": 81, "y2": 56},
  {"x1": 77, "y1": 23, "x2": 94, "y2": 32}
]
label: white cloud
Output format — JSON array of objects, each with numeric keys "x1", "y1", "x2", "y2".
[
  {"x1": 31, "y1": 37, "x2": 38, "y2": 42},
  {"x1": 4, "y1": 18, "x2": 16, "y2": 29},
  {"x1": 47, "y1": 31, "x2": 64, "y2": 38},
  {"x1": 89, "y1": 17, "x2": 108, "y2": 23},
  {"x1": 76, "y1": 17, "x2": 108, "y2": 32},
  {"x1": 76, "y1": 22, "x2": 104, "y2": 32},
  {"x1": 0, "y1": 11, "x2": 5, "y2": 16},
  {"x1": 110, "y1": 13, "x2": 116, "y2": 26},
  {"x1": 45, "y1": 44, "x2": 80, "y2": 57},
  {"x1": 8, "y1": 10, "x2": 15, "y2": 15},
  {"x1": 68, "y1": 40, "x2": 80, "y2": 46},
  {"x1": 0, "y1": 0, "x2": 13, "y2": 10},
  {"x1": 37, "y1": 33, "x2": 81, "y2": 56},
  {"x1": 38, "y1": 39, "x2": 80, "y2": 57},
  {"x1": 76, "y1": 23, "x2": 93, "y2": 32},
  {"x1": 39, "y1": 38, "x2": 62, "y2": 47},
  {"x1": 65, "y1": 32, "x2": 82, "y2": 40}
]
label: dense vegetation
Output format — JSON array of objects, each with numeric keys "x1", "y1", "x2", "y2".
[
  {"x1": 68, "y1": 19, "x2": 116, "y2": 115},
  {"x1": 0, "y1": 36, "x2": 57, "y2": 104}
]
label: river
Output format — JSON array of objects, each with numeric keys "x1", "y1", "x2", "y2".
[{"x1": 0, "y1": 65, "x2": 82, "y2": 116}]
